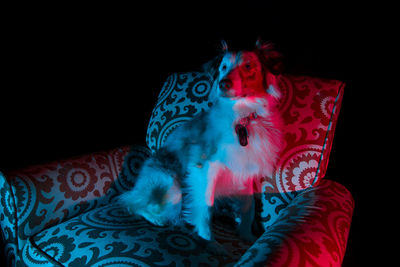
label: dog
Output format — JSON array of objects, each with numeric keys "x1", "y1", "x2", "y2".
[{"x1": 120, "y1": 40, "x2": 283, "y2": 254}]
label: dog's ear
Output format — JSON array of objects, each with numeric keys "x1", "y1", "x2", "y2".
[
  {"x1": 202, "y1": 55, "x2": 223, "y2": 80},
  {"x1": 255, "y1": 40, "x2": 283, "y2": 75},
  {"x1": 202, "y1": 40, "x2": 228, "y2": 80}
]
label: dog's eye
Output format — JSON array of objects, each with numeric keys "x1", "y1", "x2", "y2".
[{"x1": 245, "y1": 63, "x2": 252, "y2": 70}]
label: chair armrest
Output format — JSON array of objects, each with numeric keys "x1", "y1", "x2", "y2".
[
  {"x1": 235, "y1": 179, "x2": 354, "y2": 267},
  {"x1": 0, "y1": 145, "x2": 136, "y2": 254}
]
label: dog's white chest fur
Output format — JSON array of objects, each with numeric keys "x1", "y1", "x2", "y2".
[{"x1": 203, "y1": 97, "x2": 279, "y2": 182}]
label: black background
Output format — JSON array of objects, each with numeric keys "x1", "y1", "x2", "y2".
[{"x1": 1, "y1": 2, "x2": 390, "y2": 266}]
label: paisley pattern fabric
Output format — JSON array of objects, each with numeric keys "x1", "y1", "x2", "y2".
[
  {"x1": 236, "y1": 179, "x2": 354, "y2": 267},
  {"x1": 0, "y1": 146, "x2": 132, "y2": 265},
  {"x1": 10, "y1": 176, "x2": 353, "y2": 267},
  {"x1": 146, "y1": 72, "x2": 215, "y2": 151},
  {"x1": 0, "y1": 71, "x2": 352, "y2": 266},
  {"x1": 21, "y1": 202, "x2": 250, "y2": 266}
]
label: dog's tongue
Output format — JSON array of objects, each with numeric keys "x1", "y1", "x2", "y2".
[{"x1": 235, "y1": 124, "x2": 248, "y2": 146}]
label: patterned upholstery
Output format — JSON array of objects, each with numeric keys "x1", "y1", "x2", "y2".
[
  {"x1": 0, "y1": 71, "x2": 353, "y2": 266},
  {"x1": 0, "y1": 146, "x2": 133, "y2": 265},
  {"x1": 17, "y1": 179, "x2": 353, "y2": 267}
]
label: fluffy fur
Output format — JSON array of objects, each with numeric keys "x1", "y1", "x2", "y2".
[{"x1": 120, "y1": 40, "x2": 283, "y2": 252}]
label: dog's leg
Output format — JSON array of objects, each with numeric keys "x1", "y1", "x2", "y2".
[
  {"x1": 184, "y1": 161, "x2": 229, "y2": 256},
  {"x1": 119, "y1": 157, "x2": 181, "y2": 226},
  {"x1": 237, "y1": 195, "x2": 258, "y2": 243},
  {"x1": 184, "y1": 161, "x2": 215, "y2": 240},
  {"x1": 232, "y1": 180, "x2": 258, "y2": 243}
]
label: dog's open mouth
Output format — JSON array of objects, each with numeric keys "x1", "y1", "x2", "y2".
[{"x1": 235, "y1": 124, "x2": 248, "y2": 146}]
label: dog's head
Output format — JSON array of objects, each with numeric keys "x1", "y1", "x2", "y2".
[{"x1": 206, "y1": 40, "x2": 282, "y2": 100}]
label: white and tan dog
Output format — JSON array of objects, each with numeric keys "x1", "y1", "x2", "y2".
[{"x1": 120, "y1": 40, "x2": 283, "y2": 254}]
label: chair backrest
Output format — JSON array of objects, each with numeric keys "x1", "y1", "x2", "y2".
[
  {"x1": 146, "y1": 71, "x2": 345, "y2": 226},
  {"x1": 147, "y1": 72, "x2": 215, "y2": 151}
]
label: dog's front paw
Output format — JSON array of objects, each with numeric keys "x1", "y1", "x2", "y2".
[{"x1": 196, "y1": 222, "x2": 212, "y2": 241}]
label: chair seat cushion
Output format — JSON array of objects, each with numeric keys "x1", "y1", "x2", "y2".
[{"x1": 22, "y1": 202, "x2": 251, "y2": 266}]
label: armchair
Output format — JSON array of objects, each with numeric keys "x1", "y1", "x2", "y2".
[{"x1": 0, "y1": 71, "x2": 353, "y2": 266}]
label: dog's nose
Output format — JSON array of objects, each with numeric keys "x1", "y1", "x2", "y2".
[{"x1": 219, "y1": 78, "x2": 232, "y2": 91}]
